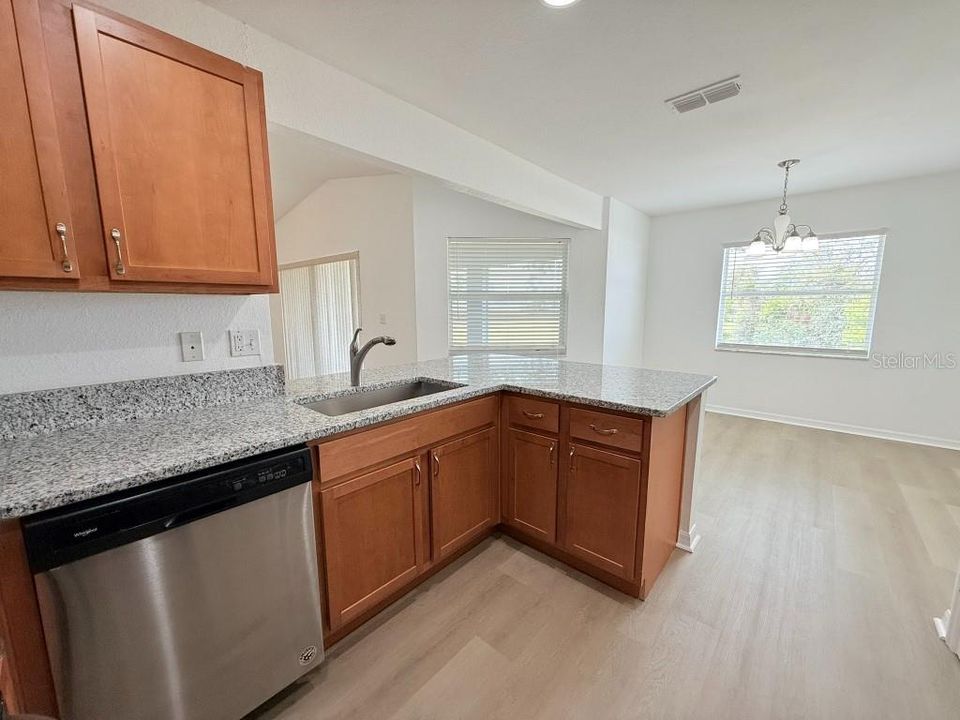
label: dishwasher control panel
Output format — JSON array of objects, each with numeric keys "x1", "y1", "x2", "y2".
[{"x1": 23, "y1": 445, "x2": 312, "y2": 573}]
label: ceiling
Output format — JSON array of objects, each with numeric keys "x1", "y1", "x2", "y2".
[
  {"x1": 223, "y1": 1, "x2": 960, "y2": 215},
  {"x1": 268, "y1": 124, "x2": 391, "y2": 218}
]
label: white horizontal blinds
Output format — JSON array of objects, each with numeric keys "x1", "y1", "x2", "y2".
[
  {"x1": 716, "y1": 232, "x2": 885, "y2": 357},
  {"x1": 448, "y1": 238, "x2": 569, "y2": 353},
  {"x1": 279, "y1": 256, "x2": 360, "y2": 380}
]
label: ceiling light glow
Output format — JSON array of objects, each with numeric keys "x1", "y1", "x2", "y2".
[{"x1": 541, "y1": 0, "x2": 581, "y2": 7}]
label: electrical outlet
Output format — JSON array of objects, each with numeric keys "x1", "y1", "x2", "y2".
[
  {"x1": 229, "y1": 329, "x2": 261, "y2": 357},
  {"x1": 179, "y1": 331, "x2": 204, "y2": 362},
  {"x1": 378, "y1": 313, "x2": 388, "y2": 326}
]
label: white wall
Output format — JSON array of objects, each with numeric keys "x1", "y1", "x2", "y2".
[
  {"x1": 411, "y1": 178, "x2": 607, "y2": 363},
  {"x1": 0, "y1": 292, "x2": 273, "y2": 393},
  {"x1": 273, "y1": 175, "x2": 418, "y2": 368},
  {"x1": 644, "y1": 170, "x2": 960, "y2": 448},
  {"x1": 601, "y1": 198, "x2": 650, "y2": 367},
  {"x1": 93, "y1": 0, "x2": 603, "y2": 229}
]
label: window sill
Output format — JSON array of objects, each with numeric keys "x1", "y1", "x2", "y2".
[{"x1": 714, "y1": 345, "x2": 869, "y2": 361}]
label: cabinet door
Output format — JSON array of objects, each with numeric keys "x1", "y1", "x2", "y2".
[
  {"x1": 73, "y1": 5, "x2": 276, "y2": 287},
  {"x1": 560, "y1": 443, "x2": 641, "y2": 579},
  {"x1": 0, "y1": 0, "x2": 77, "y2": 280},
  {"x1": 430, "y1": 427, "x2": 498, "y2": 561},
  {"x1": 504, "y1": 429, "x2": 558, "y2": 543},
  {"x1": 321, "y1": 457, "x2": 426, "y2": 630}
]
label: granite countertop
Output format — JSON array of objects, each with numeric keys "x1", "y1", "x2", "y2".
[{"x1": 0, "y1": 356, "x2": 716, "y2": 519}]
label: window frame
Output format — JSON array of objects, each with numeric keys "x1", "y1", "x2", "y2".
[
  {"x1": 714, "y1": 229, "x2": 887, "y2": 360},
  {"x1": 446, "y1": 236, "x2": 571, "y2": 356}
]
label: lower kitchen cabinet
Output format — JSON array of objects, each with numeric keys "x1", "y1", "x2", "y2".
[
  {"x1": 503, "y1": 428, "x2": 558, "y2": 543},
  {"x1": 430, "y1": 426, "x2": 498, "y2": 560},
  {"x1": 560, "y1": 442, "x2": 642, "y2": 580},
  {"x1": 320, "y1": 456, "x2": 426, "y2": 630}
]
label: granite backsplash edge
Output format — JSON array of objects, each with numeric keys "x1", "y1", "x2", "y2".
[{"x1": 0, "y1": 365, "x2": 285, "y2": 442}]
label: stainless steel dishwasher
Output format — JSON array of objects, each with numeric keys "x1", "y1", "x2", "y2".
[{"x1": 22, "y1": 446, "x2": 324, "y2": 720}]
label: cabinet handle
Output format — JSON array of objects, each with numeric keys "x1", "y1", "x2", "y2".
[
  {"x1": 521, "y1": 410, "x2": 545, "y2": 420},
  {"x1": 55, "y1": 223, "x2": 73, "y2": 272},
  {"x1": 589, "y1": 424, "x2": 619, "y2": 436},
  {"x1": 414, "y1": 459, "x2": 421, "y2": 487},
  {"x1": 110, "y1": 228, "x2": 126, "y2": 275},
  {"x1": 549, "y1": 443, "x2": 556, "y2": 465},
  {"x1": 569, "y1": 446, "x2": 576, "y2": 470},
  {"x1": 432, "y1": 451, "x2": 440, "y2": 477}
]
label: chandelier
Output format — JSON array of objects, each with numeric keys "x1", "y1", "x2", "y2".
[{"x1": 747, "y1": 159, "x2": 819, "y2": 255}]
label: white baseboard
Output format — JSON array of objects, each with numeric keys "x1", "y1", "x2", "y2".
[
  {"x1": 676, "y1": 524, "x2": 701, "y2": 553},
  {"x1": 706, "y1": 404, "x2": 960, "y2": 451}
]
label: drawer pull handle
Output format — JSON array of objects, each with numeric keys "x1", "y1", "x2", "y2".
[
  {"x1": 432, "y1": 451, "x2": 440, "y2": 477},
  {"x1": 590, "y1": 424, "x2": 619, "y2": 436},
  {"x1": 569, "y1": 446, "x2": 576, "y2": 470},
  {"x1": 414, "y1": 459, "x2": 422, "y2": 487},
  {"x1": 549, "y1": 442, "x2": 556, "y2": 465},
  {"x1": 522, "y1": 410, "x2": 545, "y2": 420},
  {"x1": 55, "y1": 222, "x2": 73, "y2": 272},
  {"x1": 111, "y1": 228, "x2": 126, "y2": 275}
]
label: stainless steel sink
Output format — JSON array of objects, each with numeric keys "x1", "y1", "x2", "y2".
[{"x1": 300, "y1": 380, "x2": 462, "y2": 416}]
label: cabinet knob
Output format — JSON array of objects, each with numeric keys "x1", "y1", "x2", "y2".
[
  {"x1": 55, "y1": 222, "x2": 73, "y2": 272},
  {"x1": 110, "y1": 227, "x2": 126, "y2": 275}
]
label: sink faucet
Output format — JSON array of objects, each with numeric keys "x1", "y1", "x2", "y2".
[{"x1": 350, "y1": 328, "x2": 396, "y2": 386}]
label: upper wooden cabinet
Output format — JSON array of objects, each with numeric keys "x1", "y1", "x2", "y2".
[
  {"x1": 0, "y1": 0, "x2": 278, "y2": 293},
  {"x1": 0, "y1": 0, "x2": 78, "y2": 281},
  {"x1": 72, "y1": 5, "x2": 275, "y2": 287}
]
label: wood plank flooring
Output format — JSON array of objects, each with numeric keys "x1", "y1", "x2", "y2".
[{"x1": 249, "y1": 414, "x2": 960, "y2": 720}]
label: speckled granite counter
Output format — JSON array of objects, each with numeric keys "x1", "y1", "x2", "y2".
[{"x1": 0, "y1": 356, "x2": 715, "y2": 519}]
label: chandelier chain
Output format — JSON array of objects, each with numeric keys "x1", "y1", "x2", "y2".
[{"x1": 779, "y1": 163, "x2": 791, "y2": 215}]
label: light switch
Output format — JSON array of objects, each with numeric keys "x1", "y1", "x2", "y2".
[
  {"x1": 180, "y1": 332, "x2": 204, "y2": 362},
  {"x1": 229, "y1": 329, "x2": 261, "y2": 357}
]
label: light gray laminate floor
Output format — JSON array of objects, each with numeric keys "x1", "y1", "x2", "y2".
[{"x1": 250, "y1": 414, "x2": 960, "y2": 720}]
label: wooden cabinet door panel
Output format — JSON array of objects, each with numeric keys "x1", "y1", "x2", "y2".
[
  {"x1": 0, "y1": 0, "x2": 77, "y2": 280},
  {"x1": 320, "y1": 456, "x2": 426, "y2": 630},
  {"x1": 504, "y1": 429, "x2": 558, "y2": 543},
  {"x1": 72, "y1": 5, "x2": 275, "y2": 286},
  {"x1": 560, "y1": 443, "x2": 641, "y2": 579},
  {"x1": 430, "y1": 427, "x2": 497, "y2": 561}
]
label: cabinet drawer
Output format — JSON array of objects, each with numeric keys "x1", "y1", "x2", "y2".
[
  {"x1": 506, "y1": 395, "x2": 559, "y2": 434},
  {"x1": 568, "y1": 407, "x2": 644, "y2": 453}
]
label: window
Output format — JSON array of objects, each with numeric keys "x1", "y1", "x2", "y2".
[
  {"x1": 448, "y1": 238, "x2": 569, "y2": 354},
  {"x1": 279, "y1": 253, "x2": 360, "y2": 379},
  {"x1": 716, "y1": 231, "x2": 885, "y2": 358}
]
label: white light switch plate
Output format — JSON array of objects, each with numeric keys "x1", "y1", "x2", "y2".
[
  {"x1": 229, "y1": 329, "x2": 261, "y2": 357},
  {"x1": 179, "y1": 331, "x2": 204, "y2": 362}
]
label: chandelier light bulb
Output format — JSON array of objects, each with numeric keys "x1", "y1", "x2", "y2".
[{"x1": 802, "y1": 234, "x2": 820, "y2": 252}]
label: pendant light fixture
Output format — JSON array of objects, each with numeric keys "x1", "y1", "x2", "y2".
[{"x1": 747, "y1": 159, "x2": 819, "y2": 256}]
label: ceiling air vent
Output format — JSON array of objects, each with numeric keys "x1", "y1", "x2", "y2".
[{"x1": 666, "y1": 75, "x2": 741, "y2": 114}]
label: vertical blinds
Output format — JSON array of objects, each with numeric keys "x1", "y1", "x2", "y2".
[
  {"x1": 716, "y1": 232, "x2": 885, "y2": 357},
  {"x1": 448, "y1": 238, "x2": 569, "y2": 354},
  {"x1": 279, "y1": 256, "x2": 360, "y2": 379}
]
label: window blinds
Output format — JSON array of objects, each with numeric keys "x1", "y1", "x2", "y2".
[
  {"x1": 716, "y1": 232, "x2": 885, "y2": 357},
  {"x1": 279, "y1": 256, "x2": 360, "y2": 379},
  {"x1": 448, "y1": 238, "x2": 569, "y2": 354}
]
